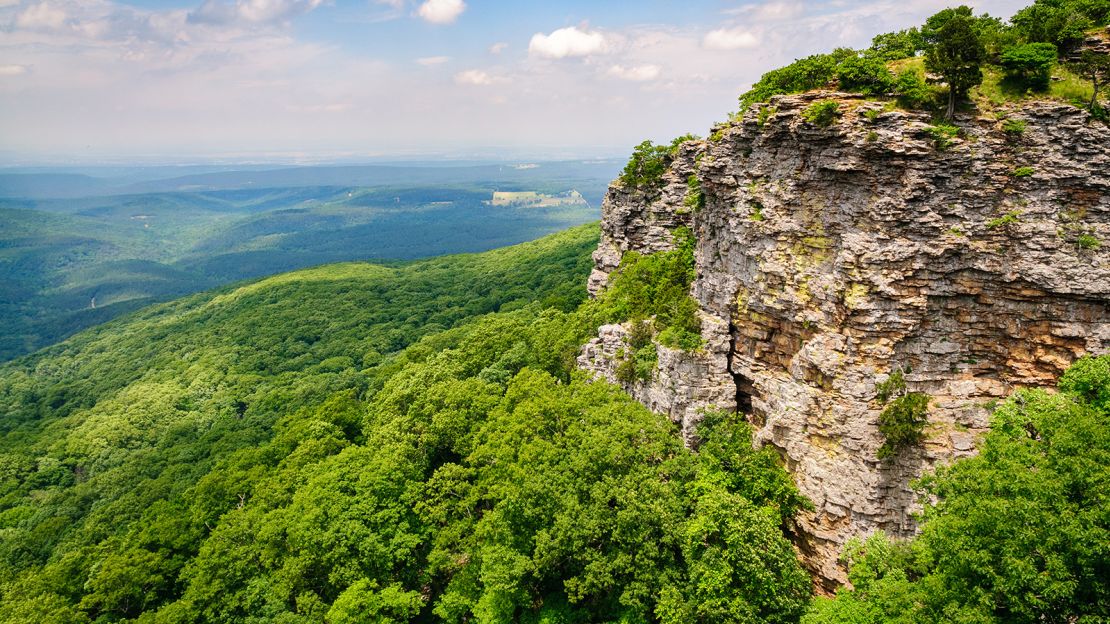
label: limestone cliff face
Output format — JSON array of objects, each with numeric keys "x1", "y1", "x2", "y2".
[{"x1": 579, "y1": 92, "x2": 1110, "y2": 588}]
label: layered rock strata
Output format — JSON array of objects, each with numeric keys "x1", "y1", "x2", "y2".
[{"x1": 579, "y1": 91, "x2": 1110, "y2": 588}]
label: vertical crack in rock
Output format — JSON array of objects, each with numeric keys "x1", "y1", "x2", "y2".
[{"x1": 727, "y1": 325, "x2": 755, "y2": 415}]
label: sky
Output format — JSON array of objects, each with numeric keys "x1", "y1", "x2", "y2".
[{"x1": 0, "y1": 0, "x2": 1030, "y2": 164}]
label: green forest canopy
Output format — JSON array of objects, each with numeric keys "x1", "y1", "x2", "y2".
[
  {"x1": 0, "y1": 221, "x2": 1107, "y2": 623},
  {"x1": 0, "y1": 225, "x2": 812, "y2": 623}
]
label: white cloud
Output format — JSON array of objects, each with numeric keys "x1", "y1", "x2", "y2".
[
  {"x1": 416, "y1": 0, "x2": 465, "y2": 24},
  {"x1": 454, "y1": 69, "x2": 504, "y2": 86},
  {"x1": 187, "y1": 0, "x2": 324, "y2": 25},
  {"x1": 754, "y1": 1, "x2": 804, "y2": 21},
  {"x1": 607, "y1": 64, "x2": 660, "y2": 82},
  {"x1": 489, "y1": 41, "x2": 508, "y2": 54},
  {"x1": 16, "y1": 2, "x2": 68, "y2": 30},
  {"x1": 416, "y1": 55, "x2": 450, "y2": 66},
  {"x1": 0, "y1": 64, "x2": 28, "y2": 76},
  {"x1": 727, "y1": 1, "x2": 804, "y2": 22},
  {"x1": 703, "y1": 27, "x2": 760, "y2": 50},
  {"x1": 528, "y1": 26, "x2": 608, "y2": 59}
]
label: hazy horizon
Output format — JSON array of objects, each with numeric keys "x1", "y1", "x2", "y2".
[
  {"x1": 0, "y1": 153, "x2": 626, "y2": 169},
  {"x1": 1, "y1": 0, "x2": 1030, "y2": 164}
]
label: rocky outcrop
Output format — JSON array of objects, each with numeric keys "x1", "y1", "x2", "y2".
[
  {"x1": 1074, "y1": 25, "x2": 1110, "y2": 57},
  {"x1": 587, "y1": 142, "x2": 703, "y2": 297},
  {"x1": 577, "y1": 315, "x2": 734, "y2": 443},
  {"x1": 580, "y1": 91, "x2": 1110, "y2": 589}
]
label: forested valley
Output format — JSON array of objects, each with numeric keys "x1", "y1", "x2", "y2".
[{"x1": 0, "y1": 223, "x2": 1106, "y2": 622}]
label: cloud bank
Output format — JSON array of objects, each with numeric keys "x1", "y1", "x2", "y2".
[{"x1": 0, "y1": 0, "x2": 1031, "y2": 161}]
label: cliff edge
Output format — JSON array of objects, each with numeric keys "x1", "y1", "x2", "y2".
[{"x1": 579, "y1": 92, "x2": 1110, "y2": 589}]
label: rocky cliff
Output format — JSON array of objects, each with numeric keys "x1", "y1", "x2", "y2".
[{"x1": 579, "y1": 91, "x2": 1110, "y2": 589}]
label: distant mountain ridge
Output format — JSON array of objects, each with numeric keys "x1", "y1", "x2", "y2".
[{"x1": 0, "y1": 160, "x2": 622, "y2": 200}]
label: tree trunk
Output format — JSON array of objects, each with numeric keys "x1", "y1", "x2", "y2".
[
  {"x1": 1091, "y1": 74, "x2": 1101, "y2": 111},
  {"x1": 946, "y1": 86, "x2": 956, "y2": 121}
]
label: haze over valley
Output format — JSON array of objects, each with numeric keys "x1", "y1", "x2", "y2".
[{"x1": 0, "y1": 161, "x2": 615, "y2": 359}]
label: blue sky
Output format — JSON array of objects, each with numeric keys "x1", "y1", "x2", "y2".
[{"x1": 0, "y1": 0, "x2": 1028, "y2": 164}]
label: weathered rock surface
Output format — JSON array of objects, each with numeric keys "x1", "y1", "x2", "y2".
[
  {"x1": 577, "y1": 314, "x2": 734, "y2": 443},
  {"x1": 587, "y1": 142, "x2": 703, "y2": 297},
  {"x1": 579, "y1": 91, "x2": 1110, "y2": 589}
]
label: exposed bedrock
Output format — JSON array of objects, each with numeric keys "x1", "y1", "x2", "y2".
[{"x1": 579, "y1": 91, "x2": 1110, "y2": 589}]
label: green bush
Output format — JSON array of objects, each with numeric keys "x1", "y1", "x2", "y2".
[
  {"x1": 757, "y1": 105, "x2": 777, "y2": 127},
  {"x1": 802, "y1": 100, "x2": 842, "y2": 127},
  {"x1": 1077, "y1": 233, "x2": 1102, "y2": 250},
  {"x1": 926, "y1": 123, "x2": 961, "y2": 150},
  {"x1": 877, "y1": 392, "x2": 930, "y2": 459},
  {"x1": 682, "y1": 174, "x2": 705, "y2": 213},
  {"x1": 616, "y1": 320, "x2": 659, "y2": 383},
  {"x1": 1060, "y1": 354, "x2": 1110, "y2": 411},
  {"x1": 657, "y1": 323, "x2": 704, "y2": 351},
  {"x1": 591, "y1": 227, "x2": 703, "y2": 352},
  {"x1": 1001, "y1": 42, "x2": 1058, "y2": 90},
  {"x1": 836, "y1": 55, "x2": 896, "y2": 95},
  {"x1": 739, "y1": 48, "x2": 856, "y2": 109},
  {"x1": 875, "y1": 369, "x2": 908, "y2": 403},
  {"x1": 619, "y1": 134, "x2": 700, "y2": 189},
  {"x1": 874, "y1": 368, "x2": 929, "y2": 460},
  {"x1": 1093, "y1": 101, "x2": 1110, "y2": 123},
  {"x1": 1012, "y1": 166, "x2": 1035, "y2": 177},
  {"x1": 620, "y1": 140, "x2": 671, "y2": 189},
  {"x1": 894, "y1": 67, "x2": 934, "y2": 109},
  {"x1": 615, "y1": 342, "x2": 658, "y2": 383},
  {"x1": 986, "y1": 210, "x2": 1022, "y2": 229},
  {"x1": 627, "y1": 318, "x2": 654, "y2": 349}
]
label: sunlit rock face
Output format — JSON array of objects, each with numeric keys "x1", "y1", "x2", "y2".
[{"x1": 580, "y1": 91, "x2": 1110, "y2": 589}]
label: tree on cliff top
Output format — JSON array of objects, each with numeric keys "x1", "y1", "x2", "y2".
[
  {"x1": 1073, "y1": 49, "x2": 1110, "y2": 112},
  {"x1": 923, "y1": 6, "x2": 987, "y2": 119},
  {"x1": 619, "y1": 134, "x2": 699, "y2": 189}
]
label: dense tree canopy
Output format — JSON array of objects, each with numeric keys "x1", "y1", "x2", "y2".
[{"x1": 0, "y1": 225, "x2": 812, "y2": 623}]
